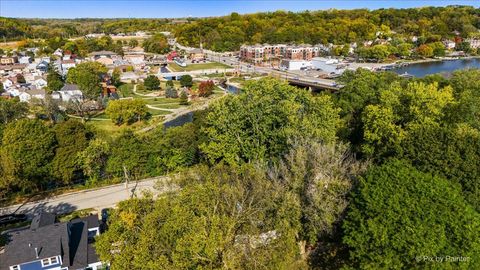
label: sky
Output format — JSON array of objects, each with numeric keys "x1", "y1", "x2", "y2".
[{"x1": 1, "y1": 0, "x2": 479, "y2": 19}]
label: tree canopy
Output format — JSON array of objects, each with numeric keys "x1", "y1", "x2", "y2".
[
  {"x1": 67, "y1": 61, "x2": 108, "y2": 99},
  {"x1": 342, "y1": 159, "x2": 480, "y2": 269},
  {"x1": 0, "y1": 119, "x2": 56, "y2": 192},
  {"x1": 200, "y1": 78, "x2": 340, "y2": 165},
  {"x1": 105, "y1": 99, "x2": 148, "y2": 125},
  {"x1": 143, "y1": 75, "x2": 160, "y2": 90},
  {"x1": 142, "y1": 34, "x2": 170, "y2": 54}
]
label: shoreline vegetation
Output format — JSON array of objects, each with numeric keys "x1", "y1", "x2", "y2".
[{"x1": 347, "y1": 55, "x2": 480, "y2": 72}]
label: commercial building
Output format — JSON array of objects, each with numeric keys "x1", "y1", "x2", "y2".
[
  {"x1": 280, "y1": 59, "x2": 311, "y2": 71},
  {"x1": 311, "y1": 57, "x2": 343, "y2": 74},
  {"x1": 0, "y1": 56, "x2": 18, "y2": 65}
]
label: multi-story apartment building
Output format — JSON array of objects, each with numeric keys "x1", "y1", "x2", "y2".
[
  {"x1": 0, "y1": 56, "x2": 18, "y2": 65},
  {"x1": 240, "y1": 44, "x2": 327, "y2": 63},
  {"x1": 240, "y1": 45, "x2": 265, "y2": 64}
]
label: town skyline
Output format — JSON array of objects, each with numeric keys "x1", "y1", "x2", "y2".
[{"x1": 1, "y1": 0, "x2": 479, "y2": 19}]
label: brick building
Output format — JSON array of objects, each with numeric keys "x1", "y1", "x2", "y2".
[{"x1": 240, "y1": 44, "x2": 324, "y2": 64}]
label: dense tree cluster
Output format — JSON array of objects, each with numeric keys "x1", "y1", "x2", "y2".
[
  {"x1": 94, "y1": 71, "x2": 480, "y2": 269},
  {"x1": 66, "y1": 61, "x2": 108, "y2": 99},
  {"x1": 0, "y1": 17, "x2": 172, "y2": 40},
  {"x1": 0, "y1": 116, "x2": 202, "y2": 198},
  {"x1": 335, "y1": 68, "x2": 480, "y2": 210},
  {"x1": 343, "y1": 160, "x2": 480, "y2": 269},
  {"x1": 143, "y1": 75, "x2": 160, "y2": 90},
  {"x1": 2, "y1": 59, "x2": 480, "y2": 268},
  {"x1": 105, "y1": 99, "x2": 149, "y2": 125},
  {"x1": 19, "y1": 36, "x2": 124, "y2": 58},
  {"x1": 200, "y1": 78, "x2": 339, "y2": 164},
  {"x1": 142, "y1": 34, "x2": 170, "y2": 54},
  {"x1": 174, "y1": 6, "x2": 480, "y2": 51}
]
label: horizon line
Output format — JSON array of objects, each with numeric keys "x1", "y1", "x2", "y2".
[{"x1": 1, "y1": 4, "x2": 477, "y2": 20}]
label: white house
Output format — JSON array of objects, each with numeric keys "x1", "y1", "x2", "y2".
[
  {"x1": 2, "y1": 78, "x2": 14, "y2": 88},
  {"x1": 443, "y1": 40, "x2": 456, "y2": 50},
  {"x1": 24, "y1": 73, "x2": 36, "y2": 83},
  {"x1": 34, "y1": 77, "x2": 48, "y2": 88},
  {"x1": 53, "y1": 48, "x2": 64, "y2": 57},
  {"x1": 56, "y1": 84, "x2": 83, "y2": 102},
  {"x1": 6, "y1": 86, "x2": 21, "y2": 97},
  {"x1": 25, "y1": 62, "x2": 38, "y2": 72},
  {"x1": 61, "y1": 59, "x2": 76, "y2": 75},
  {"x1": 18, "y1": 86, "x2": 46, "y2": 102},
  {"x1": 18, "y1": 56, "x2": 32, "y2": 64}
]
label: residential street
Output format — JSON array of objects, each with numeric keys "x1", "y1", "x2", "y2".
[{"x1": 0, "y1": 177, "x2": 169, "y2": 217}]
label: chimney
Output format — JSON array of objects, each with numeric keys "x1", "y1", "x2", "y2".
[{"x1": 34, "y1": 247, "x2": 39, "y2": 259}]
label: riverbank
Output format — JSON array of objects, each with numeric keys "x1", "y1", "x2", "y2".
[
  {"x1": 347, "y1": 55, "x2": 480, "y2": 71},
  {"x1": 392, "y1": 57, "x2": 480, "y2": 77},
  {"x1": 396, "y1": 55, "x2": 480, "y2": 65}
]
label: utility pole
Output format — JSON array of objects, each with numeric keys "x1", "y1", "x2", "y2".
[{"x1": 123, "y1": 165, "x2": 129, "y2": 189}]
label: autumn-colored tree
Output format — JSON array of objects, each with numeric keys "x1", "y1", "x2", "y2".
[{"x1": 198, "y1": 80, "x2": 214, "y2": 97}]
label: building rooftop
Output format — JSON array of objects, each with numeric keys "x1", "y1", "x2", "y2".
[
  {"x1": 30, "y1": 212, "x2": 56, "y2": 230},
  {"x1": 189, "y1": 48, "x2": 204, "y2": 54},
  {"x1": 60, "y1": 84, "x2": 81, "y2": 92},
  {"x1": 0, "y1": 213, "x2": 101, "y2": 270},
  {"x1": 89, "y1": 50, "x2": 118, "y2": 56}
]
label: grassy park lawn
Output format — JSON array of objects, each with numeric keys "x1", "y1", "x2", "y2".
[
  {"x1": 144, "y1": 97, "x2": 181, "y2": 105},
  {"x1": 150, "y1": 103, "x2": 182, "y2": 109},
  {"x1": 168, "y1": 62, "x2": 231, "y2": 72},
  {"x1": 148, "y1": 108, "x2": 171, "y2": 115}
]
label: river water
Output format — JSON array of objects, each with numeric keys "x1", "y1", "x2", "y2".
[
  {"x1": 163, "y1": 112, "x2": 194, "y2": 129},
  {"x1": 393, "y1": 58, "x2": 480, "y2": 77}
]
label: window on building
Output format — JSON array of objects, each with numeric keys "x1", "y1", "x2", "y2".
[
  {"x1": 42, "y1": 258, "x2": 50, "y2": 266},
  {"x1": 41, "y1": 256, "x2": 59, "y2": 267}
]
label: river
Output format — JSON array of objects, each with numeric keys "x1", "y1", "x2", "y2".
[
  {"x1": 163, "y1": 112, "x2": 194, "y2": 129},
  {"x1": 393, "y1": 58, "x2": 480, "y2": 77}
]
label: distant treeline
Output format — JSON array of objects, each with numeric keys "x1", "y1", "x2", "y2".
[
  {"x1": 0, "y1": 17, "x2": 176, "y2": 40},
  {"x1": 174, "y1": 6, "x2": 480, "y2": 51},
  {"x1": 1, "y1": 6, "x2": 479, "y2": 50}
]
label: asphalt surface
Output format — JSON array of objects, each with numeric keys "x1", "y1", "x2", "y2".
[{"x1": 0, "y1": 177, "x2": 168, "y2": 217}]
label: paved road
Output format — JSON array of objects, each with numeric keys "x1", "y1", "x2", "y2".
[
  {"x1": 0, "y1": 177, "x2": 168, "y2": 217},
  {"x1": 174, "y1": 42, "x2": 340, "y2": 88}
]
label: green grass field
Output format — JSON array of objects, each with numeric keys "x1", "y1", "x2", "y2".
[
  {"x1": 168, "y1": 62, "x2": 231, "y2": 72},
  {"x1": 144, "y1": 98, "x2": 181, "y2": 105},
  {"x1": 150, "y1": 103, "x2": 181, "y2": 109},
  {"x1": 148, "y1": 108, "x2": 171, "y2": 115}
]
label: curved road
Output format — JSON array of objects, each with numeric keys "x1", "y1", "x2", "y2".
[{"x1": 0, "y1": 177, "x2": 170, "y2": 217}]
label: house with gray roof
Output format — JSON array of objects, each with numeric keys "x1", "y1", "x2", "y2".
[
  {"x1": 0, "y1": 212, "x2": 104, "y2": 270},
  {"x1": 55, "y1": 84, "x2": 83, "y2": 102}
]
